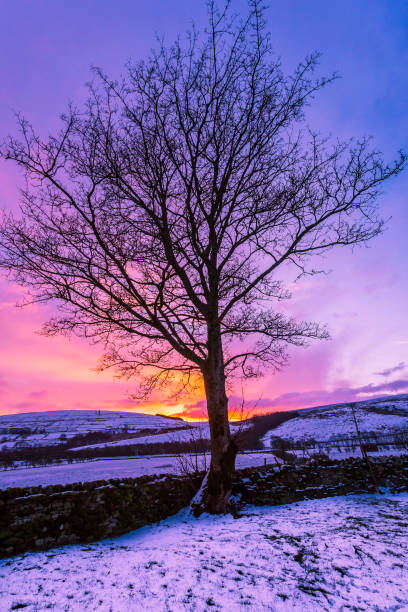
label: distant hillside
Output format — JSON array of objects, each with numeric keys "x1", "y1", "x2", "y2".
[
  {"x1": 261, "y1": 394, "x2": 408, "y2": 447},
  {"x1": 2, "y1": 394, "x2": 407, "y2": 456},
  {"x1": 0, "y1": 410, "x2": 188, "y2": 451}
]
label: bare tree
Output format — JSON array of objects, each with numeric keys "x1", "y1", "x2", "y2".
[
  {"x1": 174, "y1": 425, "x2": 210, "y2": 479},
  {"x1": 0, "y1": 1, "x2": 404, "y2": 513}
]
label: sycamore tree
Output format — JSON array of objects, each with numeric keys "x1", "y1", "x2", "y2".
[{"x1": 0, "y1": 1, "x2": 404, "y2": 513}]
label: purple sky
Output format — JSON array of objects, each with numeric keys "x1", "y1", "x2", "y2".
[{"x1": 0, "y1": 1, "x2": 407, "y2": 418}]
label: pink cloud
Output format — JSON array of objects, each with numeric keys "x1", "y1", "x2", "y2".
[
  {"x1": 28, "y1": 390, "x2": 47, "y2": 399},
  {"x1": 176, "y1": 379, "x2": 408, "y2": 420},
  {"x1": 4, "y1": 400, "x2": 57, "y2": 414},
  {"x1": 238, "y1": 379, "x2": 408, "y2": 413}
]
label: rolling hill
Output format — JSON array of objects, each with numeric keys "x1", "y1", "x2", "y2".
[
  {"x1": 1, "y1": 393, "x2": 408, "y2": 454},
  {"x1": 261, "y1": 394, "x2": 408, "y2": 447},
  {"x1": 0, "y1": 410, "x2": 188, "y2": 451}
]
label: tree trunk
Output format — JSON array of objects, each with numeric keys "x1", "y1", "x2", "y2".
[{"x1": 191, "y1": 327, "x2": 237, "y2": 515}]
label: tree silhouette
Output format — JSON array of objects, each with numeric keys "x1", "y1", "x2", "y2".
[{"x1": 0, "y1": 1, "x2": 405, "y2": 512}]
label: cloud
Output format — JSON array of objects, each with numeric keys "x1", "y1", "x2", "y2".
[
  {"x1": 358, "y1": 379, "x2": 408, "y2": 393},
  {"x1": 28, "y1": 390, "x2": 47, "y2": 399},
  {"x1": 177, "y1": 395, "x2": 275, "y2": 420},
  {"x1": 177, "y1": 378, "x2": 408, "y2": 419},
  {"x1": 4, "y1": 400, "x2": 56, "y2": 414},
  {"x1": 375, "y1": 362, "x2": 406, "y2": 377},
  {"x1": 98, "y1": 396, "x2": 183, "y2": 413},
  {"x1": 177, "y1": 400, "x2": 207, "y2": 420},
  {"x1": 273, "y1": 380, "x2": 408, "y2": 407},
  {"x1": 246, "y1": 379, "x2": 408, "y2": 413}
]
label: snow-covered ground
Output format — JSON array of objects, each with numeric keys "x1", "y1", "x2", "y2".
[
  {"x1": 0, "y1": 452, "x2": 278, "y2": 489},
  {"x1": 0, "y1": 410, "x2": 188, "y2": 450},
  {"x1": 262, "y1": 394, "x2": 408, "y2": 447},
  {"x1": 1, "y1": 492, "x2": 407, "y2": 611}
]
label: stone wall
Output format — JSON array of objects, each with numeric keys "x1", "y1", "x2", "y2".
[
  {"x1": 232, "y1": 455, "x2": 408, "y2": 506},
  {"x1": 1, "y1": 455, "x2": 407, "y2": 558},
  {"x1": 0, "y1": 473, "x2": 201, "y2": 558}
]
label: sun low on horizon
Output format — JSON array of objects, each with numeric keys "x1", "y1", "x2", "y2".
[{"x1": 1, "y1": 0, "x2": 408, "y2": 421}]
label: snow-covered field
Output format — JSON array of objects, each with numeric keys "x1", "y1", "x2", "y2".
[
  {"x1": 69, "y1": 423, "x2": 213, "y2": 450},
  {"x1": 0, "y1": 452, "x2": 277, "y2": 489},
  {"x1": 69, "y1": 423, "x2": 249, "y2": 451},
  {"x1": 1, "y1": 492, "x2": 407, "y2": 611},
  {"x1": 0, "y1": 410, "x2": 188, "y2": 450},
  {"x1": 262, "y1": 394, "x2": 408, "y2": 447}
]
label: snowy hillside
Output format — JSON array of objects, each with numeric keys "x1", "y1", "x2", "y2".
[
  {"x1": 69, "y1": 423, "x2": 211, "y2": 450},
  {"x1": 69, "y1": 421, "x2": 247, "y2": 451},
  {"x1": 0, "y1": 410, "x2": 188, "y2": 450},
  {"x1": 262, "y1": 394, "x2": 408, "y2": 447},
  {"x1": 2, "y1": 393, "x2": 408, "y2": 453}
]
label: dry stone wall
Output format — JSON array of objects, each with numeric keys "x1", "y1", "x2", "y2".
[
  {"x1": 1, "y1": 455, "x2": 407, "y2": 558},
  {"x1": 0, "y1": 473, "x2": 201, "y2": 558},
  {"x1": 232, "y1": 455, "x2": 408, "y2": 506}
]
